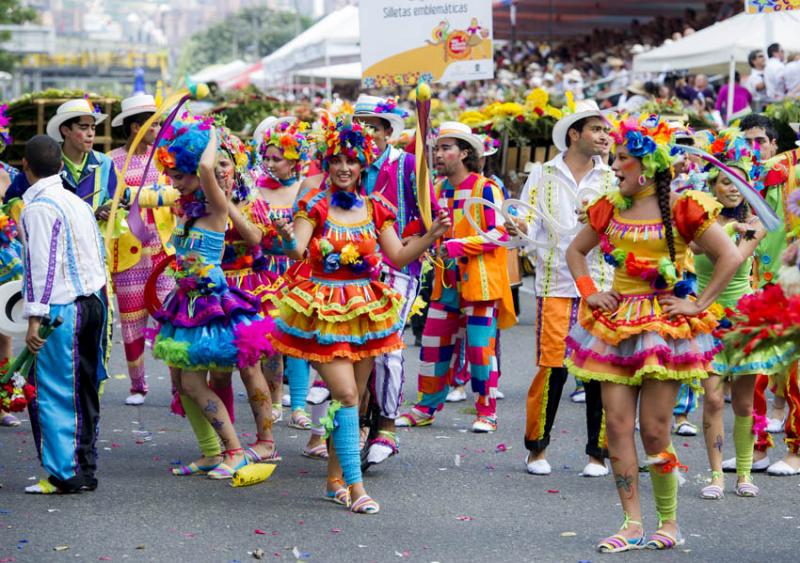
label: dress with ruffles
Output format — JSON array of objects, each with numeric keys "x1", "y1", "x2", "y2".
[
  {"x1": 565, "y1": 190, "x2": 723, "y2": 386},
  {"x1": 269, "y1": 187, "x2": 405, "y2": 362},
  {"x1": 153, "y1": 223, "x2": 273, "y2": 371}
]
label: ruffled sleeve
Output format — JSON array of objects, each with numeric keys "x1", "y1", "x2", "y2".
[
  {"x1": 293, "y1": 186, "x2": 328, "y2": 228},
  {"x1": 673, "y1": 190, "x2": 722, "y2": 243},
  {"x1": 369, "y1": 192, "x2": 397, "y2": 233},
  {"x1": 243, "y1": 199, "x2": 273, "y2": 236},
  {"x1": 586, "y1": 196, "x2": 615, "y2": 234}
]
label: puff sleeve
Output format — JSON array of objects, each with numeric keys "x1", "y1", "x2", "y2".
[
  {"x1": 673, "y1": 190, "x2": 722, "y2": 243},
  {"x1": 585, "y1": 195, "x2": 615, "y2": 235},
  {"x1": 293, "y1": 186, "x2": 328, "y2": 229},
  {"x1": 369, "y1": 192, "x2": 398, "y2": 233}
]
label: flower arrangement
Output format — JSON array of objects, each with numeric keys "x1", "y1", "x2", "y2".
[
  {"x1": 0, "y1": 362, "x2": 34, "y2": 413},
  {"x1": 309, "y1": 237, "x2": 382, "y2": 278},
  {"x1": 609, "y1": 114, "x2": 676, "y2": 178},
  {"x1": 313, "y1": 112, "x2": 378, "y2": 169}
]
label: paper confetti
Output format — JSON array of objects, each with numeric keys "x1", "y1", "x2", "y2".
[
  {"x1": 53, "y1": 546, "x2": 69, "y2": 552},
  {"x1": 254, "y1": 529, "x2": 267, "y2": 535},
  {"x1": 559, "y1": 532, "x2": 576, "y2": 537},
  {"x1": 455, "y1": 515, "x2": 473, "y2": 521}
]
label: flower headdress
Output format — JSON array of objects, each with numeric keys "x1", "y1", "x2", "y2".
[
  {"x1": 257, "y1": 120, "x2": 311, "y2": 173},
  {"x1": 373, "y1": 97, "x2": 408, "y2": 120},
  {"x1": 698, "y1": 126, "x2": 761, "y2": 183},
  {"x1": 155, "y1": 112, "x2": 214, "y2": 174},
  {"x1": 610, "y1": 114, "x2": 676, "y2": 178},
  {"x1": 218, "y1": 127, "x2": 255, "y2": 203},
  {"x1": 0, "y1": 104, "x2": 12, "y2": 154},
  {"x1": 314, "y1": 112, "x2": 378, "y2": 170}
]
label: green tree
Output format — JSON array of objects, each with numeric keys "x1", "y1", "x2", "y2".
[
  {"x1": 0, "y1": 0, "x2": 38, "y2": 72},
  {"x1": 177, "y1": 7, "x2": 311, "y2": 76}
]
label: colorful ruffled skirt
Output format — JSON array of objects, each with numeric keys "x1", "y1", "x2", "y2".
[
  {"x1": 269, "y1": 275, "x2": 405, "y2": 362},
  {"x1": 565, "y1": 293, "x2": 720, "y2": 386},
  {"x1": 0, "y1": 240, "x2": 23, "y2": 284},
  {"x1": 153, "y1": 267, "x2": 274, "y2": 371}
]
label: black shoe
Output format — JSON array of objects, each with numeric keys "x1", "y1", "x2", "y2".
[{"x1": 80, "y1": 478, "x2": 98, "y2": 492}]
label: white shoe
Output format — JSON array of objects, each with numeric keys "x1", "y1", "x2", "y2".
[
  {"x1": 767, "y1": 460, "x2": 800, "y2": 476},
  {"x1": 496, "y1": 389, "x2": 505, "y2": 400},
  {"x1": 526, "y1": 456, "x2": 551, "y2": 475},
  {"x1": 281, "y1": 393, "x2": 291, "y2": 408},
  {"x1": 722, "y1": 455, "x2": 770, "y2": 473},
  {"x1": 569, "y1": 389, "x2": 586, "y2": 403},
  {"x1": 125, "y1": 393, "x2": 145, "y2": 406},
  {"x1": 766, "y1": 417, "x2": 785, "y2": 433},
  {"x1": 581, "y1": 461, "x2": 609, "y2": 477},
  {"x1": 306, "y1": 386, "x2": 330, "y2": 405},
  {"x1": 673, "y1": 421, "x2": 698, "y2": 436},
  {"x1": 471, "y1": 416, "x2": 497, "y2": 433},
  {"x1": 445, "y1": 387, "x2": 467, "y2": 403}
]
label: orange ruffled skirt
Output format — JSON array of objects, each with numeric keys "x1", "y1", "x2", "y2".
[{"x1": 269, "y1": 276, "x2": 405, "y2": 362}]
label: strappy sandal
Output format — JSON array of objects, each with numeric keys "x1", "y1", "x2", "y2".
[
  {"x1": 395, "y1": 410, "x2": 434, "y2": 428},
  {"x1": 700, "y1": 471, "x2": 725, "y2": 499},
  {"x1": 245, "y1": 439, "x2": 282, "y2": 463},
  {"x1": 645, "y1": 528, "x2": 684, "y2": 550},
  {"x1": 288, "y1": 409, "x2": 312, "y2": 430},
  {"x1": 350, "y1": 493, "x2": 380, "y2": 515},
  {"x1": 302, "y1": 443, "x2": 329, "y2": 460},
  {"x1": 271, "y1": 403, "x2": 283, "y2": 423},
  {"x1": 596, "y1": 515, "x2": 645, "y2": 553},
  {"x1": 324, "y1": 478, "x2": 350, "y2": 506},
  {"x1": 207, "y1": 448, "x2": 248, "y2": 480},
  {"x1": 735, "y1": 479, "x2": 759, "y2": 497},
  {"x1": 171, "y1": 457, "x2": 223, "y2": 476}
]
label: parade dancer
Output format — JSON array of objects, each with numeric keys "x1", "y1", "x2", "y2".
[
  {"x1": 254, "y1": 120, "x2": 313, "y2": 429},
  {"x1": 565, "y1": 115, "x2": 742, "y2": 551},
  {"x1": 152, "y1": 119, "x2": 274, "y2": 479},
  {"x1": 270, "y1": 112, "x2": 450, "y2": 514},
  {"x1": 510, "y1": 100, "x2": 616, "y2": 476},
  {"x1": 397, "y1": 122, "x2": 516, "y2": 434},
  {"x1": 20, "y1": 136, "x2": 109, "y2": 494},
  {"x1": 107, "y1": 94, "x2": 175, "y2": 406}
]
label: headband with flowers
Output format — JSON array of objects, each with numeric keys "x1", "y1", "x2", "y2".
[
  {"x1": 258, "y1": 121, "x2": 311, "y2": 171},
  {"x1": 218, "y1": 127, "x2": 256, "y2": 203},
  {"x1": 609, "y1": 114, "x2": 676, "y2": 178},
  {"x1": 374, "y1": 97, "x2": 409, "y2": 119},
  {"x1": 0, "y1": 104, "x2": 12, "y2": 155},
  {"x1": 314, "y1": 112, "x2": 378, "y2": 170},
  {"x1": 697, "y1": 126, "x2": 761, "y2": 183},
  {"x1": 155, "y1": 112, "x2": 215, "y2": 174}
]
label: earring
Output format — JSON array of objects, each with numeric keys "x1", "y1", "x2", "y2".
[{"x1": 638, "y1": 174, "x2": 647, "y2": 186}]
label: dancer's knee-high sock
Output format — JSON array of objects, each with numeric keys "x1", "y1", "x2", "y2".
[
  {"x1": 331, "y1": 405, "x2": 361, "y2": 485},
  {"x1": 649, "y1": 443, "x2": 678, "y2": 525},
  {"x1": 180, "y1": 394, "x2": 221, "y2": 457},
  {"x1": 286, "y1": 357, "x2": 310, "y2": 412},
  {"x1": 734, "y1": 415, "x2": 756, "y2": 479}
]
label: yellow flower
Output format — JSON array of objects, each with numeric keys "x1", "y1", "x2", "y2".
[
  {"x1": 525, "y1": 88, "x2": 549, "y2": 109},
  {"x1": 565, "y1": 91, "x2": 576, "y2": 113},
  {"x1": 339, "y1": 243, "x2": 360, "y2": 265},
  {"x1": 545, "y1": 106, "x2": 563, "y2": 119},
  {"x1": 458, "y1": 110, "x2": 488, "y2": 128},
  {"x1": 494, "y1": 102, "x2": 524, "y2": 118}
]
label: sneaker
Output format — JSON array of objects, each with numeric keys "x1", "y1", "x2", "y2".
[
  {"x1": 581, "y1": 461, "x2": 609, "y2": 477},
  {"x1": 766, "y1": 417, "x2": 785, "y2": 434},
  {"x1": 569, "y1": 389, "x2": 586, "y2": 403},
  {"x1": 281, "y1": 393, "x2": 291, "y2": 408},
  {"x1": 495, "y1": 389, "x2": 505, "y2": 400},
  {"x1": 525, "y1": 454, "x2": 551, "y2": 475},
  {"x1": 722, "y1": 455, "x2": 770, "y2": 473},
  {"x1": 767, "y1": 460, "x2": 800, "y2": 476},
  {"x1": 396, "y1": 409, "x2": 434, "y2": 428},
  {"x1": 125, "y1": 393, "x2": 145, "y2": 406},
  {"x1": 1, "y1": 413, "x2": 21, "y2": 427},
  {"x1": 306, "y1": 386, "x2": 330, "y2": 405},
  {"x1": 446, "y1": 386, "x2": 467, "y2": 403},
  {"x1": 366, "y1": 431, "x2": 399, "y2": 466},
  {"x1": 471, "y1": 416, "x2": 497, "y2": 433},
  {"x1": 673, "y1": 421, "x2": 698, "y2": 436}
]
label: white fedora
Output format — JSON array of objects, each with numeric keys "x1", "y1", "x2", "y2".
[
  {"x1": 253, "y1": 115, "x2": 297, "y2": 146},
  {"x1": 111, "y1": 94, "x2": 157, "y2": 128},
  {"x1": 353, "y1": 95, "x2": 407, "y2": 141},
  {"x1": 552, "y1": 99, "x2": 604, "y2": 152},
  {"x1": 46, "y1": 98, "x2": 108, "y2": 142},
  {"x1": 436, "y1": 121, "x2": 484, "y2": 156},
  {"x1": 0, "y1": 280, "x2": 26, "y2": 337}
]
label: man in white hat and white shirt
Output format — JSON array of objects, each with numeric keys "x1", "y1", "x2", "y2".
[
  {"x1": 5, "y1": 98, "x2": 116, "y2": 220},
  {"x1": 397, "y1": 122, "x2": 516, "y2": 434},
  {"x1": 509, "y1": 100, "x2": 616, "y2": 477},
  {"x1": 106, "y1": 93, "x2": 176, "y2": 406}
]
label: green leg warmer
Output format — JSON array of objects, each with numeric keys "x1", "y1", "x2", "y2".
[
  {"x1": 734, "y1": 415, "x2": 755, "y2": 479},
  {"x1": 649, "y1": 443, "x2": 678, "y2": 525},
  {"x1": 180, "y1": 394, "x2": 222, "y2": 458}
]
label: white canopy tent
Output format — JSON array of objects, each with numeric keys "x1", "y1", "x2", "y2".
[
  {"x1": 633, "y1": 11, "x2": 800, "y2": 75},
  {"x1": 258, "y1": 6, "x2": 360, "y2": 95}
]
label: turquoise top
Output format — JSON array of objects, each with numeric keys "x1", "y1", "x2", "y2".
[
  {"x1": 695, "y1": 222, "x2": 753, "y2": 309},
  {"x1": 173, "y1": 224, "x2": 226, "y2": 266}
]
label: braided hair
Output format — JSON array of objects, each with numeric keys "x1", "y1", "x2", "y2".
[{"x1": 654, "y1": 169, "x2": 676, "y2": 264}]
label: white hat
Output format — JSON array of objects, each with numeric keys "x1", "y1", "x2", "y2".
[
  {"x1": 111, "y1": 94, "x2": 157, "y2": 128},
  {"x1": 46, "y1": 98, "x2": 108, "y2": 142},
  {"x1": 436, "y1": 121, "x2": 484, "y2": 156},
  {"x1": 253, "y1": 116, "x2": 297, "y2": 146},
  {"x1": 552, "y1": 99, "x2": 604, "y2": 152},
  {"x1": 0, "y1": 280, "x2": 26, "y2": 337},
  {"x1": 479, "y1": 134, "x2": 499, "y2": 157},
  {"x1": 353, "y1": 94, "x2": 406, "y2": 141}
]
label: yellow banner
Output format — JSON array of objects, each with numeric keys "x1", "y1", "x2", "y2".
[{"x1": 746, "y1": 0, "x2": 800, "y2": 13}]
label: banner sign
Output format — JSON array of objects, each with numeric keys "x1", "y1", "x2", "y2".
[
  {"x1": 360, "y1": 0, "x2": 494, "y2": 88},
  {"x1": 745, "y1": 1, "x2": 800, "y2": 13}
]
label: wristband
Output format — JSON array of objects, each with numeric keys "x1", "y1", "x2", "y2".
[{"x1": 575, "y1": 275, "x2": 598, "y2": 300}]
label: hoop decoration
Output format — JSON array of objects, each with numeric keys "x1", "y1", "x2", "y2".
[
  {"x1": 144, "y1": 255, "x2": 175, "y2": 316},
  {"x1": 463, "y1": 197, "x2": 547, "y2": 249},
  {"x1": 535, "y1": 173, "x2": 602, "y2": 237}
]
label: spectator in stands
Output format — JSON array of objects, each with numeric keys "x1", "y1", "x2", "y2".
[
  {"x1": 764, "y1": 42, "x2": 787, "y2": 102},
  {"x1": 784, "y1": 53, "x2": 800, "y2": 98},
  {"x1": 716, "y1": 71, "x2": 752, "y2": 121},
  {"x1": 745, "y1": 49, "x2": 768, "y2": 110}
]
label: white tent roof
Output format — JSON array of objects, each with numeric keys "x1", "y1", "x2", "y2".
[
  {"x1": 261, "y1": 6, "x2": 360, "y2": 78},
  {"x1": 293, "y1": 62, "x2": 362, "y2": 81},
  {"x1": 191, "y1": 60, "x2": 250, "y2": 85},
  {"x1": 633, "y1": 11, "x2": 800, "y2": 74}
]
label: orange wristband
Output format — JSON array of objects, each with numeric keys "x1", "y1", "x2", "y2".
[{"x1": 575, "y1": 275, "x2": 598, "y2": 300}]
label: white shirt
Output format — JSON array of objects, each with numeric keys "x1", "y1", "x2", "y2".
[
  {"x1": 765, "y1": 57, "x2": 786, "y2": 101},
  {"x1": 784, "y1": 60, "x2": 800, "y2": 96},
  {"x1": 520, "y1": 153, "x2": 616, "y2": 298},
  {"x1": 21, "y1": 174, "x2": 107, "y2": 318},
  {"x1": 745, "y1": 69, "x2": 766, "y2": 103}
]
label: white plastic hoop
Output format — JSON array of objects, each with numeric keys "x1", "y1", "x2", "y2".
[
  {"x1": 536, "y1": 174, "x2": 602, "y2": 237},
  {"x1": 463, "y1": 197, "x2": 552, "y2": 249}
]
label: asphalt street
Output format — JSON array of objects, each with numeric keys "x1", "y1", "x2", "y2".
[{"x1": 1, "y1": 286, "x2": 799, "y2": 563}]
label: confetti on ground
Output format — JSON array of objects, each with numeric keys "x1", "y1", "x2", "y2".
[
  {"x1": 560, "y1": 532, "x2": 576, "y2": 537},
  {"x1": 53, "y1": 546, "x2": 69, "y2": 552},
  {"x1": 547, "y1": 489, "x2": 560, "y2": 494},
  {"x1": 454, "y1": 455, "x2": 461, "y2": 467},
  {"x1": 394, "y1": 551, "x2": 410, "y2": 558},
  {"x1": 455, "y1": 515, "x2": 473, "y2": 521},
  {"x1": 495, "y1": 443, "x2": 509, "y2": 452},
  {"x1": 254, "y1": 529, "x2": 267, "y2": 535},
  {"x1": 330, "y1": 528, "x2": 341, "y2": 533},
  {"x1": 291, "y1": 547, "x2": 310, "y2": 560},
  {"x1": 98, "y1": 557, "x2": 112, "y2": 561},
  {"x1": 113, "y1": 374, "x2": 127, "y2": 379}
]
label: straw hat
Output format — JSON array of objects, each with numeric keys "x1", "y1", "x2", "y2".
[
  {"x1": 111, "y1": 94, "x2": 157, "y2": 128},
  {"x1": 436, "y1": 121, "x2": 484, "y2": 156},
  {"x1": 46, "y1": 98, "x2": 107, "y2": 142},
  {"x1": 552, "y1": 99, "x2": 604, "y2": 152},
  {"x1": 353, "y1": 95, "x2": 406, "y2": 141}
]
